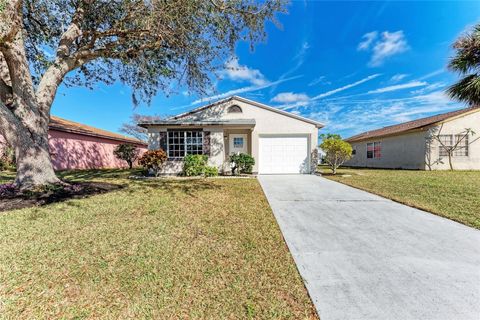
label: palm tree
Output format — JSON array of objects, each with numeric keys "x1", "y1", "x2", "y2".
[{"x1": 447, "y1": 24, "x2": 480, "y2": 106}]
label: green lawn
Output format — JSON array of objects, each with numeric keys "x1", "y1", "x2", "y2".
[
  {"x1": 320, "y1": 166, "x2": 480, "y2": 229},
  {"x1": 0, "y1": 170, "x2": 316, "y2": 319}
]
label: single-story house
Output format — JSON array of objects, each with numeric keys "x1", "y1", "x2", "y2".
[
  {"x1": 345, "y1": 106, "x2": 480, "y2": 170},
  {"x1": 139, "y1": 96, "x2": 324, "y2": 174},
  {"x1": 0, "y1": 116, "x2": 147, "y2": 170}
]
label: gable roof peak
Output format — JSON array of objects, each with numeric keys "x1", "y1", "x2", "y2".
[{"x1": 169, "y1": 95, "x2": 324, "y2": 128}]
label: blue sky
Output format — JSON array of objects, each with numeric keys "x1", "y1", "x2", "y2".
[{"x1": 51, "y1": 1, "x2": 480, "y2": 139}]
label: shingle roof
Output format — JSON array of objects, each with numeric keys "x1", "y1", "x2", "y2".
[
  {"x1": 49, "y1": 116, "x2": 146, "y2": 145},
  {"x1": 346, "y1": 106, "x2": 480, "y2": 142}
]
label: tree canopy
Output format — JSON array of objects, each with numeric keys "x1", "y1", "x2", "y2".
[
  {"x1": 0, "y1": 0, "x2": 286, "y2": 188},
  {"x1": 447, "y1": 23, "x2": 480, "y2": 106},
  {"x1": 319, "y1": 134, "x2": 352, "y2": 175}
]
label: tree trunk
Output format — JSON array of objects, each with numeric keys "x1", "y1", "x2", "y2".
[
  {"x1": 448, "y1": 153, "x2": 454, "y2": 171},
  {"x1": 12, "y1": 120, "x2": 60, "y2": 189}
]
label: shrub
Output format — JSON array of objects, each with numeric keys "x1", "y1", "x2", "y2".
[
  {"x1": 229, "y1": 153, "x2": 255, "y2": 175},
  {"x1": 183, "y1": 154, "x2": 208, "y2": 176},
  {"x1": 204, "y1": 166, "x2": 219, "y2": 177},
  {"x1": 113, "y1": 143, "x2": 140, "y2": 169},
  {"x1": 319, "y1": 134, "x2": 352, "y2": 175},
  {"x1": 138, "y1": 149, "x2": 168, "y2": 176}
]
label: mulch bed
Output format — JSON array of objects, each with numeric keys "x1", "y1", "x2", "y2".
[{"x1": 0, "y1": 182, "x2": 123, "y2": 212}]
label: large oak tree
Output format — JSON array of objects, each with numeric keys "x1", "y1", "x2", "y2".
[{"x1": 0, "y1": 0, "x2": 284, "y2": 189}]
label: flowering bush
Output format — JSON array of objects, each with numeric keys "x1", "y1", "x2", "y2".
[{"x1": 138, "y1": 149, "x2": 168, "y2": 176}]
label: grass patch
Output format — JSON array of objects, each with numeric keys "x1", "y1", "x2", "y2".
[
  {"x1": 319, "y1": 166, "x2": 480, "y2": 229},
  {"x1": 0, "y1": 169, "x2": 316, "y2": 319}
]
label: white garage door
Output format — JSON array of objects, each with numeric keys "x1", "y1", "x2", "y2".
[{"x1": 259, "y1": 136, "x2": 309, "y2": 174}]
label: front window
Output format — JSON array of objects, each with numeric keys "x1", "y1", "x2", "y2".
[
  {"x1": 167, "y1": 131, "x2": 203, "y2": 158},
  {"x1": 367, "y1": 142, "x2": 381, "y2": 159},
  {"x1": 233, "y1": 137, "x2": 244, "y2": 148}
]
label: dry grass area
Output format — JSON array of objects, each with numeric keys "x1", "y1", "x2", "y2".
[
  {"x1": 0, "y1": 169, "x2": 316, "y2": 319},
  {"x1": 320, "y1": 166, "x2": 480, "y2": 229}
]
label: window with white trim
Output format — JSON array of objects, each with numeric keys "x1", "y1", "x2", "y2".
[
  {"x1": 233, "y1": 137, "x2": 244, "y2": 148},
  {"x1": 367, "y1": 142, "x2": 381, "y2": 159},
  {"x1": 167, "y1": 131, "x2": 203, "y2": 158},
  {"x1": 438, "y1": 134, "x2": 469, "y2": 157}
]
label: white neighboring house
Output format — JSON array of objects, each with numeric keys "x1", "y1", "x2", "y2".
[
  {"x1": 345, "y1": 107, "x2": 480, "y2": 170},
  {"x1": 139, "y1": 96, "x2": 324, "y2": 174}
]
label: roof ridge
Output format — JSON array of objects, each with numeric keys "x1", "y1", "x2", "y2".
[{"x1": 50, "y1": 115, "x2": 146, "y2": 145}]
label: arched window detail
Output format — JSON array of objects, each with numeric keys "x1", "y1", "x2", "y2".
[{"x1": 227, "y1": 105, "x2": 242, "y2": 113}]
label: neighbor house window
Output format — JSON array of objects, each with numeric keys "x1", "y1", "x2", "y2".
[
  {"x1": 367, "y1": 142, "x2": 381, "y2": 159},
  {"x1": 438, "y1": 134, "x2": 469, "y2": 157},
  {"x1": 455, "y1": 134, "x2": 469, "y2": 156},
  {"x1": 167, "y1": 131, "x2": 203, "y2": 158},
  {"x1": 227, "y1": 105, "x2": 242, "y2": 113}
]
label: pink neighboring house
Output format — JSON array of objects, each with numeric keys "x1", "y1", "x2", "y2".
[{"x1": 1, "y1": 116, "x2": 147, "y2": 171}]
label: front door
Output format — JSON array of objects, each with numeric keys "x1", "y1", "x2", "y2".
[{"x1": 229, "y1": 134, "x2": 248, "y2": 154}]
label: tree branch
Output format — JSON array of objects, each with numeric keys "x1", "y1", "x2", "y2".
[
  {"x1": 0, "y1": 0, "x2": 22, "y2": 45},
  {"x1": 56, "y1": 4, "x2": 86, "y2": 58}
]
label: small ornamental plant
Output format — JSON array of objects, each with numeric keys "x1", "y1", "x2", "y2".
[
  {"x1": 138, "y1": 149, "x2": 168, "y2": 176},
  {"x1": 319, "y1": 134, "x2": 352, "y2": 175},
  {"x1": 113, "y1": 143, "x2": 140, "y2": 169},
  {"x1": 229, "y1": 153, "x2": 255, "y2": 175}
]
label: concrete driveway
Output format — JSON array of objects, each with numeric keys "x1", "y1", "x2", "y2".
[{"x1": 259, "y1": 175, "x2": 480, "y2": 320}]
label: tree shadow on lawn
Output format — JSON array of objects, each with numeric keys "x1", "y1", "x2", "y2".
[
  {"x1": 130, "y1": 179, "x2": 222, "y2": 197},
  {"x1": 0, "y1": 181, "x2": 124, "y2": 212},
  {"x1": 58, "y1": 168, "x2": 143, "y2": 182}
]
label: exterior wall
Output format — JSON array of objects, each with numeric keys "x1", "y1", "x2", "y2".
[
  {"x1": 1, "y1": 130, "x2": 147, "y2": 171},
  {"x1": 345, "y1": 130, "x2": 428, "y2": 170},
  {"x1": 427, "y1": 111, "x2": 480, "y2": 170},
  {"x1": 175, "y1": 99, "x2": 319, "y2": 173},
  {"x1": 49, "y1": 130, "x2": 147, "y2": 170}
]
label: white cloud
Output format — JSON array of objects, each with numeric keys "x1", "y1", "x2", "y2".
[
  {"x1": 271, "y1": 92, "x2": 310, "y2": 104},
  {"x1": 368, "y1": 81, "x2": 427, "y2": 94},
  {"x1": 270, "y1": 40, "x2": 310, "y2": 93},
  {"x1": 186, "y1": 75, "x2": 302, "y2": 107},
  {"x1": 410, "y1": 82, "x2": 446, "y2": 94},
  {"x1": 357, "y1": 31, "x2": 378, "y2": 51},
  {"x1": 292, "y1": 88, "x2": 461, "y2": 138},
  {"x1": 308, "y1": 75, "x2": 331, "y2": 87},
  {"x1": 361, "y1": 30, "x2": 409, "y2": 66},
  {"x1": 312, "y1": 74, "x2": 381, "y2": 100},
  {"x1": 416, "y1": 69, "x2": 444, "y2": 81},
  {"x1": 223, "y1": 58, "x2": 267, "y2": 86},
  {"x1": 390, "y1": 74, "x2": 408, "y2": 82}
]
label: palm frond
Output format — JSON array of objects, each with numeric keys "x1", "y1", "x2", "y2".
[
  {"x1": 446, "y1": 74, "x2": 480, "y2": 106},
  {"x1": 448, "y1": 24, "x2": 480, "y2": 74}
]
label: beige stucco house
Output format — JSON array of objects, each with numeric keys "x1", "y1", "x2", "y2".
[
  {"x1": 139, "y1": 96, "x2": 324, "y2": 174},
  {"x1": 345, "y1": 107, "x2": 480, "y2": 170}
]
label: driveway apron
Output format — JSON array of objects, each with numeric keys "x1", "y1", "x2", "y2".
[{"x1": 259, "y1": 174, "x2": 480, "y2": 320}]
